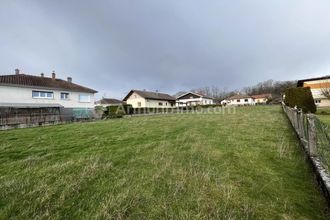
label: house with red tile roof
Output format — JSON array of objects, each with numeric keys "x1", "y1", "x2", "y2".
[{"x1": 0, "y1": 69, "x2": 97, "y2": 113}]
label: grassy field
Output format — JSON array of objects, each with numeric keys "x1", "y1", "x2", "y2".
[
  {"x1": 316, "y1": 107, "x2": 330, "y2": 125},
  {"x1": 0, "y1": 106, "x2": 328, "y2": 219}
]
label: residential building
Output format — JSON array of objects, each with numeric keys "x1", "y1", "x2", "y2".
[
  {"x1": 95, "y1": 98, "x2": 124, "y2": 107},
  {"x1": 176, "y1": 92, "x2": 214, "y2": 106},
  {"x1": 123, "y1": 90, "x2": 176, "y2": 108},
  {"x1": 252, "y1": 93, "x2": 272, "y2": 104},
  {"x1": 0, "y1": 69, "x2": 97, "y2": 120},
  {"x1": 297, "y1": 76, "x2": 330, "y2": 107},
  {"x1": 221, "y1": 94, "x2": 255, "y2": 106}
]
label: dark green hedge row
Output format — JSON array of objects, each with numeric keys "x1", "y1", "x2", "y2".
[
  {"x1": 104, "y1": 104, "x2": 133, "y2": 118},
  {"x1": 284, "y1": 87, "x2": 316, "y2": 113}
]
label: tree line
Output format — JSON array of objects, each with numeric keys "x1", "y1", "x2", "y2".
[{"x1": 175, "y1": 79, "x2": 297, "y2": 103}]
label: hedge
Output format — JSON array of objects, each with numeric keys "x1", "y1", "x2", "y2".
[
  {"x1": 104, "y1": 104, "x2": 133, "y2": 118},
  {"x1": 284, "y1": 87, "x2": 316, "y2": 113}
]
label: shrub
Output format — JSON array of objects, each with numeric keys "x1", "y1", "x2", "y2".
[
  {"x1": 284, "y1": 87, "x2": 316, "y2": 113},
  {"x1": 94, "y1": 106, "x2": 106, "y2": 119},
  {"x1": 105, "y1": 105, "x2": 126, "y2": 118}
]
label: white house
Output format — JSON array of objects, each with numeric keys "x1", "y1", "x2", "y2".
[
  {"x1": 0, "y1": 69, "x2": 97, "y2": 111},
  {"x1": 221, "y1": 95, "x2": 255, "y2": 106},
  {"x1": 297, "y1": 76, "x2": 330, "y2": 107},
  {"x1": 123, "y1": 90, "x2": 176, "y2": 108},
  {"x1": 176, "y1": 92, "x2": 214, "y2": 106}
]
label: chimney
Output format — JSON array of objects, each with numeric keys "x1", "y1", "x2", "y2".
[
  {"x1": 40, "y1": 73, "x2": 44, "y2": 77},
  {"x1": 15, "y1": 69, "x2": 20, "y2": 75},
  {"x1": 67, "y1": 77, "x2": 72, "y2": 83},
  {"x1": 52, "y1": 71, "x2": 56, "y2": 80}
]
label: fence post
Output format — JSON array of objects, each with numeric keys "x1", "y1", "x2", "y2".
[
  {"x1": 307, "y1": 114, "x2": 317, "y2": 156},
  {"x1": 298, "y1": 110, "x2": 304, "y2": 139}
]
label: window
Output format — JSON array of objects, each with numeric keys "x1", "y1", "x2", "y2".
[
  {"x1": 315, "y1": 99, "x2": 321, "y2": 104},
  {"x1": 79, "y1": 94, "x2": 91, "y2": 102},
  {"x1": 159, "y1": 102, "x2": 163, "y2": 106},
  {"x1": 237, "y1": 99, "x2": 240, "y2": 102},
  {"x1": 244, "y1": 99, "x2": 248, "y2": 102},
  {"x1": 32, "y1": 91, "x2": 53, "y2": 99},
  {"x1": 138, "y1": 102, "x2": 141, "y2": 107},
  {"x1": 61, "y1": 92, "x2": 69, "y2": 100},
  {"x1": 165, "y1": 102, "x2": 167, "y2": 106}
]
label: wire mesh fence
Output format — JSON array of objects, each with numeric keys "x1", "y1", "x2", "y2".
[{"x1": 282, "y1": 103, "x2": 330, "y2": 172}]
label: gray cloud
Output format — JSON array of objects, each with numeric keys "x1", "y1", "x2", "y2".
[{"x1": 1, "y1": 0, "x2": 330, "y2": 99}]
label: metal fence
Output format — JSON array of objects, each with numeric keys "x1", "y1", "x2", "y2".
[{"x1": 282, "y1": 103, "x2": 330, "y2": 175}]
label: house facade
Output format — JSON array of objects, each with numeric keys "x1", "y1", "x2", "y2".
[
  {"x1": 123, "y1": 90, "x2": 176, "y2": 108},
  {"x1": 176, "y1": 92, "x2": 214, "y2": 106},
  {"x1": 221, "y1": 95, "x2": 255, "y2": 106},
  {"x1": 297, "y1": 76, "x2": 330, "y2": 107},
  {"x1": 252, "y1": 93, "x2": 272, "y2": 104},
  {"x1": 0, "y1": 70, "x2": 97, "y2": 119}
]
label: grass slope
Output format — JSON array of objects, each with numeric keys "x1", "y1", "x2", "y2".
[{"x1": 0, "y1": 106, "x2": 328, "y2": 219}]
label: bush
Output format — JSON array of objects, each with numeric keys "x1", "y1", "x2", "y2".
[
  {"x1": 105, "y1": 105, "x2": 126, "y2": 118},
  {"x1": 284, "y1": 87, "x2": 316, "y2": 113}
]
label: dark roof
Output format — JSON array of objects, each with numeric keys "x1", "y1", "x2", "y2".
[
  {"x1": 176, "y1": 92, "x2": 213, "y2": 100},
  {"x1": 227, "y1": 94, "x2": 252, "y2": 100},
  {"x1": 0, "y1": 74, "x2": 97, "y2": 93},
  {"x1": 123, "y1": 90, "x2": 176, "y2": 101},
  {"x1": 96, "y1": 98, "x2": 123, "y2": 105},
  {"x1": 297, "y1": 75, "x2": 330, "y2": 87}
]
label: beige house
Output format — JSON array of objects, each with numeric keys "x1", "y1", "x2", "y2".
[
  {"x1": 297, "y1": 76, "x2": 330, "y2": 107},
  {"x1": 252, "y1": 93, "x2": 272, "y2": 104},
  {"x1": 123, "y1": 90, "x2": 176, "y2": 108}
]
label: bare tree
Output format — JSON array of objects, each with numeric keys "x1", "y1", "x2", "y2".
[{"x1": 320, "y1": 80, "x2": 330, "y2": 99}]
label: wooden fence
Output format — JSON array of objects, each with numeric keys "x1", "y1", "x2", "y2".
[
  {"x1": 0, "y1": 107, "x2": 98, "y2": 130},
  {"x1": 282, "y1": 103, "x2": 330, "y2": 203}
]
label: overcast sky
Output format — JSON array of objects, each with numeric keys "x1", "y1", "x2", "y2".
[{"x1": 1, "y1": 0, "x2": 330, "y2": 99}]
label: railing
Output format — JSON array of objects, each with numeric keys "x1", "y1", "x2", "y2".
[{"x1": 282, "y1": 103, "x2": 330, "y2": 202}]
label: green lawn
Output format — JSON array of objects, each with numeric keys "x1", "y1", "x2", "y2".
[
  {"x1": 0, "y1": 106, "x2": 328, "y2": 219},
  {"x1": 316, "y1": 107, "x2": 330, "y2": 125}
]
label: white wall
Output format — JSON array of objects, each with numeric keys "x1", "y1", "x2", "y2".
[
  {"x1": 145, "y1": 99, "x2": 174, "y2": 108},
  {"x1": 176, "y1": 97, "x2": 214, "y2": 106},
  {"x1": 226, "y1": 98, "x2": 255, "y2": 106},
  {"x1": 0, "y1": 85, "x2": 95, "y2": 108}
]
